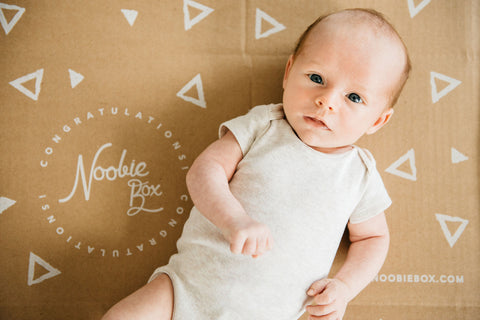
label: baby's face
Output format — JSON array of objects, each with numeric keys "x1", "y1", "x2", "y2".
[{"x1": 282, "y1": 16, "x2": 406, "y2": 154}]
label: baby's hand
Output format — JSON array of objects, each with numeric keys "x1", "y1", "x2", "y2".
[
  {"x1": 222, "y1": 216, "x2": 273, "y2": 258},
  {"x1": 306, "y1": 278, "x2": 350, "y2": 320}
]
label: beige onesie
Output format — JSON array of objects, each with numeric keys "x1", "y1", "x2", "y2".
[{"x1": 149, "y1": 104, "x2": 391, "y2": 320}]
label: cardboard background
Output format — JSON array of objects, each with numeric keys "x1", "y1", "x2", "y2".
[{"x1": 0, "y1": 0, "x2": 478, "y2": 319}]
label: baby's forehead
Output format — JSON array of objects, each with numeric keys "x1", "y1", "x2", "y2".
[
  {"x1": 302, "y1": 12, "x2": 405, "y2": 61},
  {"x1": 311, "y1": 11, "x2": 395, "y2": 41}
]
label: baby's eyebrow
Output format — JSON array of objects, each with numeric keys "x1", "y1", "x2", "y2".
[
  {"x1": 305, "y1": 58, "x2": 323, "y2": 67},
  {"x1": 352, "y1": 84, "x2": 368, "y2": 94}
]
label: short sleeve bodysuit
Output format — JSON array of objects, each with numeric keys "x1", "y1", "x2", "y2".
[{"x1": 149, "y1": 104, "x2": 392, "y2": 320}]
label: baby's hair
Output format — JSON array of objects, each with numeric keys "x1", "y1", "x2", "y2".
[{"x1": 293, "y1": 8, "x2": 412, "y2": 108}]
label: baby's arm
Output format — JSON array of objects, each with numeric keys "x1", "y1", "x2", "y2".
[
  {"x1": 186, "y1": 130, "x2": 273, "y2": 257},
  {"x1": 306, "y1": 212, "x2": 389, "y2": 320}
]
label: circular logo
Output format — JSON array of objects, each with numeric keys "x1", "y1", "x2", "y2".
[{"x1": 37, "y1": 107, "x2": 190, "y2": 260}]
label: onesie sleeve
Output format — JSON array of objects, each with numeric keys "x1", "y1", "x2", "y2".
[
  {"x1": 219, "y1": 104, "x2": 283, "y2": 156},
  {"x1": 349, "y1": 150, "x2": 392, "y2": 224}
]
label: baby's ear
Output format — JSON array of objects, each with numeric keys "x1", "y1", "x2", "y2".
[
  {"x1": 366, "y1": 108, "x2": 394, "y2": 135},
  {"x1": 283, "y1": 55, "x2": 294, "y2": 89}
]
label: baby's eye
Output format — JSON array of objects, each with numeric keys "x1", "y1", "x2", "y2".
[
  {"x1": 347, "y1": 93, "x2": 363, "y2": 104},
  {"x1": 309, "y1": 74, "x2": 324, "y2": 85}
]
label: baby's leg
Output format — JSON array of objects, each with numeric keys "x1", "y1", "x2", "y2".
[{"x1": 102, "y1": 273, "x2": 174, "y2": 320}]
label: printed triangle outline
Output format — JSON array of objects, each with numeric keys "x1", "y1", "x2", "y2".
[
  {"x1": 183, "y1": 0, "x2": 214, "y2": 31},
  {"x1": 68, "y1": 69, "x2": 84, "y2": 88},
  {"x1": 451, "y1": 147, "x2": 468, "y2": 164},
  {"x1": 9, "y1": 69, "x2": 44, "y2": 101},
  {"x1": 121, "y1": 9, "x2": 138, "y2": 26},
  {"x1": 407, "y1": 0, "x2": 431, "y2": 18},
  {"x1": 28, "y1": 252, "x2": 61, "y2": 286},
  {"x1": 435, "y1": 214, "x2": 469, "y2": 248},
  {"x1": 430, "y1": 71, "x2": 461, "y2": 103},
  {"x1": 0, "y1": 3, "x2": 25, "y2": 35},
  {"x1": 176, "y1": 73, "x2": 206, "y2": 108},
  {"x1": 0, "y1": 196, "x2": 16, "y2": 214},
  {"x1": 385, "y1": 148, "x2": 417, "y2": 181},
  {"x1": 255, "y1": 8, "x2": 286, "y2": 39}
]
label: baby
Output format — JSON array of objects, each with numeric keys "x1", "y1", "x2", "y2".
[{"x1": 103, "y1": 8, "x2": 411, "y2": 320}]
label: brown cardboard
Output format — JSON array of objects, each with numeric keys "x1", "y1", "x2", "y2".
[{"x1": 0, "y1": 0, "x2": 478, "y2": 319}]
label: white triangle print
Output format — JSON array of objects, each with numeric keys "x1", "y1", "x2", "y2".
[
  {"x1": 121, "y1": 9, "x2": 138, "y2": 26},
  {"x1": 9, "y1": 69, "x2": 44, "y2": 101},
  {"x1": 435, "y1": 214, "x2": 469, "y2": 248},
  {"x1": 68, "y1": 69, "x2": 84, "y2": 88},
  {"x1": 183, "y1": 0, "x2": 214, "y2": 31},
  {"x1": 0, "y1": 196, "x2": 16, "y2": 214},
  {"x1": 451, "y1": 148, "x2": 468, "y2": 164},
  {"x1": 176, "y1": 73, "x2": 206, "y2": 108},
  {"x1": 0, "y1": 3, "x2": 26, "y2": 35},
  {"x1": 430, "y1": 71, "x2": 461, "y2": 103},
  {"x1": 255, "y1": 8, "x2": 286, "y2": 39},
  {"x1": 407, "y1": 0, "x2": 431, "y2": 18},
  {"x1": 27, "y1": 252, "x2": 61, "y2": 286},
  {"x1": 385, "y1": 149, "x2": 417, "y2": 181}
]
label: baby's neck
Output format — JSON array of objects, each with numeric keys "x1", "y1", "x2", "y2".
[{"x1": 311, "y1": 145, "x2": 354, "y2": 154}]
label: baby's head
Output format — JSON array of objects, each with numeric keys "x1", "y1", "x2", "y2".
[
  {"x1": 282, "y1": 8, "x2": 411, "y2": 153},
  {"x1": 293, "y1": 9, "x2": 411, "y2": 108}
]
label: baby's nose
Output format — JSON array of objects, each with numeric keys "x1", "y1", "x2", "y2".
[
  {"x1": 315, "y1": 95, "x2": 335, "y2": 111},
  {"x1": 314, "y1": 87, "x2": 338, "y2": 110}
]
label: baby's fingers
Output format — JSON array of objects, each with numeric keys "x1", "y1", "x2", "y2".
[
  {"x1": 242, "y1": 237, "x2": 257, "y2": 256},
  {"x1": 230, "y1": 233, "x2": 247, "y2": 254},
  {"x1": 253, "y1": 232, "x2": 274, "y2": 258},
  {"x1": 254, "y1": 235, "x2": 268, "y2": 256},
  {"x1": 307, "y1": 310, "x2": 339, "y2": 320},
  {"x1": 306, "y1": 303, "x2": 336, "y2": 318}
]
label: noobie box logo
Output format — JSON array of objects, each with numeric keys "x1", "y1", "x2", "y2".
[{"x1": 37, "y1": 107, "x2": 190, "y2": 260}]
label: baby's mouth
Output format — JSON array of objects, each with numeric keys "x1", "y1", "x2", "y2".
[{"x1": 304, "y1": 116, "x2": 331, "y2": 130}]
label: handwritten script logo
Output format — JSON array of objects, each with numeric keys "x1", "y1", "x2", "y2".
[
  {"x1": 59, "y1": 142, "x2": 163, "y2": 216},
  {"x1": 37, "y1": 108, "x2": 190, "y2": 259}
]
